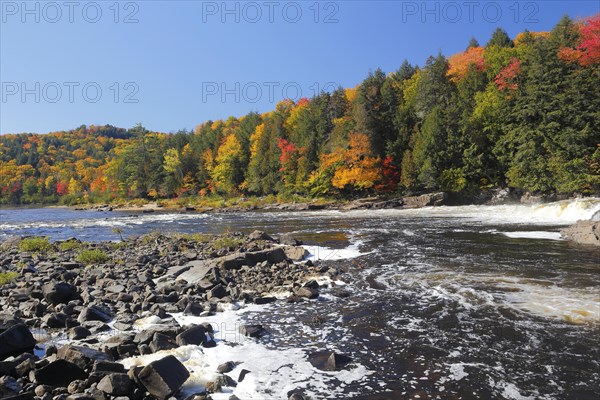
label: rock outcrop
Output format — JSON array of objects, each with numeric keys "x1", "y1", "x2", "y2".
[{"x1": 561, "y1": 220, "x2": 600, "y2": 246}]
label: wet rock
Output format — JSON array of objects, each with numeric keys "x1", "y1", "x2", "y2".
[
  {"x1": 288, "y1": 393, "x2": 310, "y2": 400},
  {"x1": 97, "y1": 373, "x2": 132, "y2": 396},
  {"x1": 308, "y1": 350, "x2": 352, "y2": 371},
  {"x1": 0, "y1": 323, "x2": 36, "y2": 359},
  {"x1": 68, "y1": 326, "x2": 91, "y2": 340},
  {"x1": 294, "y1": 287, "x2": 319, "y2": 299},
  {"x1": 216, "y1": 361, "x2": 235, "y2": 373},
  {"x1": 57, "y1": 345, "x2": 113, "y2": 370},
  {"x1": 254, "y1": 296, "x2": 276, "y2": 305},
  {"x1": 239, "y1": 324, "x2": 264, "y2": 338},
  {"x1": 591, "y1": 210, "x2": 600, "y2": 222},
  {"x1": 33, "y1": 359, "x2": 88, "y2": 387},
  {"x1": 238, "y1": 369, "x2": 250, "y2": 382},
  {"x1": 0, "y1": 375, "x2": 21, "y2": 397},
  {"x1": 42, "y1": 282, "x2": 78, "y2": 305},
  {"x1": 137, "y1": 355, "x2": 190, "y2": 400},
  {"x1": 214, "y1": 374, "x2": 237, "y2": 388},
  {"x1": 325, "y1": 352, "x2": 353, "y2": 370},
  {"x1": 176, "y1": 325, "x2": 207, "y2": 346}
]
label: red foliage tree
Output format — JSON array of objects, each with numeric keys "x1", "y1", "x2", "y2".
[
  {"x1": 56, "y1": 181, "x2": 69, "y2": 196},
  {"x1": 558, "y1": 14, "x2": 600, "y2": 66},
  {"x1": 494, "y1": 58, "x2": 522, "y2": 92}
]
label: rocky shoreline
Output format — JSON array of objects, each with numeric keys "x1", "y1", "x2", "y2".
[
  {"x1": 0, "y1": 231, "x2": 339, "y2": 400},
  {"x1": 70, "y1": 188, "x2": 596, "y2": 215}
]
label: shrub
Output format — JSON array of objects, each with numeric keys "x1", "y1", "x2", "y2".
[
  {"x1": 0, "y1": 271, "x2": 18, "y2": 285},
  {"x1": 77, "y1": 249, "x2": 110, "y2": 265},
  {"x1": 18, "y1": 237, "x2": 52, "y2": 253},
  {"x1": 212, "y1": 236, "x2": 245, "y2": 250},
  {"x1": 178, "y1": 233, "x2": 211, "y2": 243},
  {"x1": 58, "y1": 240, "x2": 82, "y2": 251}
]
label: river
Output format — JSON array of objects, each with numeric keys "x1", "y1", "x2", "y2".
[{"x1": 1, "y1": 198, "x2": 599, "y2": 399}]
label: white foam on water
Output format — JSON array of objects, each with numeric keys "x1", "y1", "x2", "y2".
[
  {"x1": 500, "y1": 231, "x2": 563, "y2": 240},
  {"x1": 0, "y1": 212, "x2": 212, "y2": 231},
  {"x1": 499, "y1": 382, "x2": 536, "y2": 400},
  {"x1": 397, "y1": 272, "x2": 600, "y2": 324},
  {"x1": 316, "y1": 197, "x2": 600, "y2": 226},
  {"x1": 303, "y1": 239, "x2": 370, "y2": 261},
  {"x1": 498, "y1": 279, "x2": 600, "y2": 324},
  {"x1": 122, "y1": 305, "x2": 371, "y2": 399}
]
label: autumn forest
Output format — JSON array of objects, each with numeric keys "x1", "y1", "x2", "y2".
[{"x1": 1, "y1": 15, "x2": 599, "y2": 205}]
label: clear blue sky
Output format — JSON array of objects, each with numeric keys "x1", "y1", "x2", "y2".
[{"x1": 1, "y1": 0, "x2": 598, "y2": 134}]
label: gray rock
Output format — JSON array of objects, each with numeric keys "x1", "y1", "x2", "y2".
[
  {"x1": 279, "y1": 233, "x2": 302, "y2": 246},
  {"x1": 561, "y1": 221, "x2": 600, "y2": 246},
  {"x1": 137, "y1": 355, "x2": 190, "y2": 400},
  {"x1": 97, "y1": 373, "x2": 132, "y2": 396},
  {"x1": 216, "y1": 361, "x2": 235, "y2": 373},
  {"x1": 68, "y1": 326, "x2": 91, "y2": 340},
  {"x1": 403, "y1": 192, "x2": 447, "y2": 208},
  {"x1": 294, "y1": 287, "x2": 319, "y2": 299},
  {"x1": 284, "y1": 246, "x2": 308, "y2": 261}
]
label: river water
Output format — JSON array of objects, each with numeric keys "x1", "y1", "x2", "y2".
[{"x1": 1, "y1": 199, "x2": 599, "y2": 399}]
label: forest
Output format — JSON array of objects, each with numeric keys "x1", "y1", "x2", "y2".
[{"x1": 1, "y1": 15, "x2": 599, "y2": 205}]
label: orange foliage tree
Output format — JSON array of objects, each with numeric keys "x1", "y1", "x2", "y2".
[{"x1": 447, "y1": 46, "x2": 486, "y2": 82}]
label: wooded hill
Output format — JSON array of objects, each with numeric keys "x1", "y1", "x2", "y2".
[{"x1": 1, "y1": 14, "x2": 598, "y2": 205}]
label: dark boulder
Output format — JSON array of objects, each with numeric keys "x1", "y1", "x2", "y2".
[
  {"x1": 216, "y1": 361, "x2": 235, "y2": 373},
  {"x1": 57, "y1": 345, "x2": 113, "y2": 370},
  {"x1": 176, "y1": 325, "x2": 207, "y2": 346},
  {"x1": 42, "y1": 282, "x2": 78, "y2": 305},
  {"x1": 239, "y1": 324, "x2": 264, "y2": 338},
  {"x1": 137, "y1": 355, "x2": 190, "y2": 400},
  {"x1": 150, "y1": 332, "x2": 177, "y2": 353},
  {"x1": 0, "y1": 323, "x2": 36, "y2": 360},
  {"x1": 33, "y1": 359, "x2": 88, "y2": 387},
  {"x1": 77, "y1": 305, "x2": 113, "y2": 323}
]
